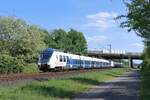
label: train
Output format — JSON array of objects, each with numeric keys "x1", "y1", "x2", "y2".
[{"x1": 38, "y1": 48, "x2": 122, "y2": 71}]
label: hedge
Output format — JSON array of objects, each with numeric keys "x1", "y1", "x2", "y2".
[{"x1": 0, "y1": 54, "x2": 24, "y2": 74}]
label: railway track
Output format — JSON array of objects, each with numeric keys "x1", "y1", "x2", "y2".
[{"x1": 0, "y1": 68, "x2": 111, "y2": 85}]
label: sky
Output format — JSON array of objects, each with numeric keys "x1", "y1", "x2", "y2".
[{"x1": 0, "y1": 0, "x2": 144, "y2": 53}]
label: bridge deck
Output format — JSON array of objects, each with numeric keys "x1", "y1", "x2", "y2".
[{"x1": 88, "y1": 51, "x2": 142, "y2": 59}]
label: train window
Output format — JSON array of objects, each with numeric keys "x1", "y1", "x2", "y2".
[
  {"x1": 75, "y1": 60, "x2": 77, "y2": 64},
  {"x1": 77, "y1": 60, "x2": 80, "y2": 64},
  {"x1": 88, "y1": 61, "x2": 90, "y2": 64},
  {"x1": 85, "y1": 61, "x2": 87, "y2": 65},
  {"x1": 63, "y1": 56, "x2": 66, "y2": 62},
  {"x1": 106, "y1": 63, "x2": 108, "y2": 66},
  {"x1": 76, "y1": 60, "x2": 78, "y2": 64},
  {"x1": 81, "y1": 60, "x2": 84, "y2": 65},
  {"x1": 78, "y1": 60, "x2": 80, "y2": 64},
  {"x1": 100, "y1": 62, "x2": 102, "y2": 66},
  {"x1": 104, "y1": 63, "x2": 106, "y2": 66},
  {"x1": 60, "y1": 55, "x2": 63, "y2": 62},
  {"x1": 85, "y1": 61, "x2": 88, "y2": 65},
  {"x1": 96, "y1": 62, "x2": 99, "y2": 66},
  {"x1": 102, "y1": 63, "x2": 104, "y2": 66},
  {"x1": 67, "y1": 56, "x2": 69, "y2": 62}
]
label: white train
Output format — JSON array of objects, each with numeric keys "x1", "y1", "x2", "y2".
[{"x1": 38, "y1": 48, "x2": 113, "y2": 71}]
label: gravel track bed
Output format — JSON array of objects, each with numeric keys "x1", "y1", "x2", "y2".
[{"x1": 0, "y1": 68, "x2": 110, "y2": 86}]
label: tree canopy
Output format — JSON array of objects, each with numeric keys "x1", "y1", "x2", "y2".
[
  {"x1": 0, "y1": 17, "x2": 47, "y2": 63},
  {"x1": 68, "y1": 29, "x2": 87, "y2": 55},
  {"x1": 47, "y1": 28, "x2": 87, "y2": 55},
  {"x1": 119, "y1": 0, "x2": 150, "y2": 42}
]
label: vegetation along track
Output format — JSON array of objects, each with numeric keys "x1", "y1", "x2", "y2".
[{"x1": 0, "y1": 68, "x2": 111, "y2": 85}]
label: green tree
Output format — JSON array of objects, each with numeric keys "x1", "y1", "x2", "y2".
[
  {"x1": 68, "y1": 29, "x2": 87, "y2": 55},
  {"x1": 118, "y1": 0, "x2": 150, "y2": 42},
  {"x1": 0, "y1": 16, "x2": 27, "y2": 54},
  {"x1": 47, "y1": 28, "x2": 87, "y2": 55},
  {"x1": 0, "y1": 17, "x2": 46, "y2": 63},
  {"x1": 49, "y1": 29, "x2": 68, "y2": 51}
]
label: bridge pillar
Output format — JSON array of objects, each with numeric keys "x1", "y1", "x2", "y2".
[{"x1": 128, "y1": 57, "x2": 133, "y2": 68}]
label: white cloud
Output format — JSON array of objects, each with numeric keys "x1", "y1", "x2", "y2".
[
  {"x1": 86, "y1": 11, "x2": 118, "y2": 29},
  {"x1": 131, "y1": 43, "x2": 144, "y2": 48},
  {"x1": 86, "y1": 35, "x2": 108, "y2": 45}
]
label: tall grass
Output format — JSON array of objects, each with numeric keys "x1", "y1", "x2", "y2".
[{"x1": 0, "y1": 68, "x2": 126, "y2": 100}]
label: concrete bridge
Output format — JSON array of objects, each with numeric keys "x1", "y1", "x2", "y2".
[{"x1": 88, "y1": 50, "x2": 142, "y2": 68}]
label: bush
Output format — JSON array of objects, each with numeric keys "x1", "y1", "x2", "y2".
[
  {"x1": 23, "y1": 63, "x2": 39, "y2": 73},
  {"x1": 141, "y1": 58, "x2": 150, "y2": 100},
  {"x1": 0, "y1": 54, "x2": 24, "y2": 74}
]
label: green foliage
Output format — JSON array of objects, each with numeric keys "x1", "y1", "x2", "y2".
[
  {"x1": 0, "y1": 68, "x2": 126, "y2": 100},
  {"x1": 0, "y1": 17, "x2": 47, "y2": 63},
  {"x1": 49, "y1": 29, "x2": 68, "y2": 51},
  {"x1": 0, "y1": 17, "x2": 48, "y2": 73},
  {"x1": 140, "y1": 47, "x2": 150, "y2": 100},
  {"x1": 0, "y1": 54, "x2": 24, "y2": 74},
  {"x1": 118, "y1": 0, "x2": 150, "y2": 40},
  {"x1": 67, "y1": 29, "x2": 87, "y2": 55},
  {"x1": 47, "y1": 28, "x2": 88, "y2": 55},
  {"x1": 23, "y1": 63, "x2": 39, "y2": 73}
]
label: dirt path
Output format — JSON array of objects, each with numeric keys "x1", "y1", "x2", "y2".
[{"x1": 73, "y1": 70, "x2": 141, "y2": 100}]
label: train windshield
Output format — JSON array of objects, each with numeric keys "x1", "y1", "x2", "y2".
[{"x1": 40, "y1": 51, "x2": 53, "y2": 60}]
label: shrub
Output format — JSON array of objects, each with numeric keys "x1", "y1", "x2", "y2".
[
  {"x1": 23, "y1": 63, "x2": 39, "y2": 73},
  {"x1": 0, "y1": 54, "x2": 24, "y2": 74},
  {"x1": 141, "y1": 58, "x2": 150, "y2": 100}
]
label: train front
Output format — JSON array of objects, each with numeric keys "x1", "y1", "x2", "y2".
[{"x1": 38, "y1": 48, "x2": 54, "y2": 71}]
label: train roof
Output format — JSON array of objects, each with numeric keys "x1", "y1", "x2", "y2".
[{"x1": 41, "y1": 48, "x2": 54, "y2": 53}]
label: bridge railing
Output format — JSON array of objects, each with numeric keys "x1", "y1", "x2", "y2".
[
  {"x1": 126, "y1": 52, "x2": 142, "y2": 56},
  {"x1": 88, "y1": 50, "x2": 142, "y2": 56}
]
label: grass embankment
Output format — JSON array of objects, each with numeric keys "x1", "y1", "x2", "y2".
[{"x1": 0, "y1": 68, "x2": 127, "y2": 100}]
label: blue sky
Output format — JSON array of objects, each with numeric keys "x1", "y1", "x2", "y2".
[{"x1": 0, "y1": 0, "x2": 144, "y2": 52}]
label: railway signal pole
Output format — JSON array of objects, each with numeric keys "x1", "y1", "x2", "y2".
[
  {"x1": 108, "y1": 44, "x2": 112, "y2": 54},
  {"x1": 108, "y1": 44, "x2": 112, "y2": 67}
]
